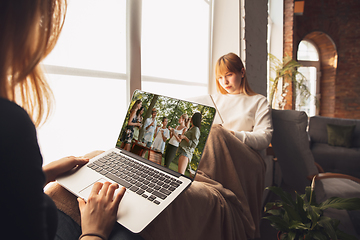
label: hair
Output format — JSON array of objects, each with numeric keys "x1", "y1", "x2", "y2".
[
  {"x1": 136, "y1": 106, "x2": 144, "y2": 116},
  {"x1": 131, "y1": 99, "x2": 142, "y2": 112},
  {"x1": 215, "y1": 52, "x2": 256, "y2": 96},
  {"x1": 181, "y1": 113, "x2": 190, "y2": 128},
  {"x1": 0, "y1": 0, "x2": 67, "y2": 127},
  {"x1": 191, "y1": 112, "x2": 202, "y2": 129}
]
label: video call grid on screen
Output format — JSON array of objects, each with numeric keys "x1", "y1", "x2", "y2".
[{"x1": 116, "y1": 90, "x2": 216, "y2": 178}]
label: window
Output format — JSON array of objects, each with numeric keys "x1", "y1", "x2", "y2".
[
  {"x1": 39, "y1": 0, "x2": 127, "y2": 164},
  {"x1": 297, "y1": 40, "x2": 319, "y2": 61},
  {"x1": 38, "y1": 0, "x2": 211, "y2": 164},
  {"x1": 141, "y1": 0, "x2": 210, "y2": 99},
  {"x1": 296, "y1": 40, "x2": 320, "y2": 116}
]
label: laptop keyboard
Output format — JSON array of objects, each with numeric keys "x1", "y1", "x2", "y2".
[{"x1": 87, "y1": 152, "x2": 183, "y2": 205}]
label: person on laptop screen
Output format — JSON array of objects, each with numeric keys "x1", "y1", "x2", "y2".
[
  {"x1": 164, "y1": 113, "x2": 190, "y2": 168},
  {"x1": 121, "y1": 100, "x2": 143, "y2": 152},
  {"x1": 152, "y1": 117, "x2": 170, "y2": 154},
  {"x1": 177, "y1": 112, "x2": 202, "y2": 174},
  {"x1": 143, "y1": 108, "x2": 157, "y2": 147}
]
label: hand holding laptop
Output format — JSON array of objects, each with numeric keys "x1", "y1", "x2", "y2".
[
  {"x1": 43, "y1": 156, "x2": 89, "y2": 185},
  {"x1": 44, "y1": 152, "x2": 125, "y2": 239},
  {"x1": 43, "y1": 150, "x2": 105, "y2": 185}
]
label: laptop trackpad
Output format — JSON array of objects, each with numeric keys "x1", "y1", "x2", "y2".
[{"x1": 79, "y1": 178, "x2": 107, "y2": 200}]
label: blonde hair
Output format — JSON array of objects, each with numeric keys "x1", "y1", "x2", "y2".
[
  {"x1": 0, "y1": 0, "x2": 67, "y2": 127},
  {"x1": 215, "y1": 52, "x2": 256, "y2": 96},
  {"x1": 181, "y1": 113, "x2": 190, "y2": 128}
]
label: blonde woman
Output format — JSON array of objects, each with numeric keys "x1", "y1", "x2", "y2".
[
  {"x1": 212, "y1": 52, "x2": 273, "y2": 159},
  {"x1": 164, "y1": 113, "x2": 190, "y2": 168},
  {"x1": 152, "y1": 117, "x2": 170, "y2": 154},
  {"x1": 0, "y1": 1, "x2": 126, "y2": 239}
]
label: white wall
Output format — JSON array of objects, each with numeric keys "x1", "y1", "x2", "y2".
[
  {"x1": 209, "y1": 0, "x2": 241, "y2": 94},
  {"x1": 209, "y1": 0, "x2": 269, "y2": 97},
  {"x1": 268, "y1": 0, "x2": 284, "y2": 61}
]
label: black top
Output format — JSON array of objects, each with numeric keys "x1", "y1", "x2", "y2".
[{"x1": 0, "y1": 97, "x2": 57, "y2": 239}]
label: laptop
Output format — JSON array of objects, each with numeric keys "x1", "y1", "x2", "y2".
[{"x1": 57, "y1": 89, "x2": 217, "y2": 233}]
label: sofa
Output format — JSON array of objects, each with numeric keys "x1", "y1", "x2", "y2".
[
  {"x1": 271, "y1": 110, "x2": 360, "y2": 238},
  {"x1": 308, "y1": 115, "x2": 360, "y2": 179}
]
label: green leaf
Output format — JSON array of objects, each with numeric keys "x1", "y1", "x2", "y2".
[
  {"x1": 308, "y1": 230, "x2": 330, "y2": 240},
  {"x1": 281, "y1": 201, "x2": 301, "y2": 220},
  {"x1": 287, "y1": 231, "x2": 297, "y2": 240},
  {"x1": 319, "y1": 197, "x2": 360, "y2": 211},
  {"x1": 317, "y1": 216, "x2": 337, "y2": 240},
  {"x1": 264, "y1": 201, "x2": 283, "y2": 212},
  {"x1": 306, "y1": 204, "x2": 320, "y2": 227},
  {"x1": 266, "y1": 186, "x2": 296, "y2": 206},
  {"x1": 280, "y1": 231, "x2": 297, "y2": 240},
  {"x1": 295, "y1": 192, "x2": 308, "y2": 221},
  {"x1": 304, "y1": 186, "x2": 317, "y2": 205},
  {"x1": 265, "y1": 209, "x2": 283, "y2": 216},
  {"x1": 288, "y1": 221, "x2": 309, "y2": 231},
  {"x1": 263, "y1": 215, "x2": 290, "y2": 232}
]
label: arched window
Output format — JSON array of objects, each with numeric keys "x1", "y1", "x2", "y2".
[{"x1": 296, "y1": 40, "x2": 320, "y2": 116}]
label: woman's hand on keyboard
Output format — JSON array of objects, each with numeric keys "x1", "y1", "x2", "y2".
[{"x1": 78, "y1": 182, "x2": 125, "y2": 239}]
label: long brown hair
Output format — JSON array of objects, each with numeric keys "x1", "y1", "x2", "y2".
[
  {"x1": 0, "y1": 0, "x2": 67, "y2": 127},
  {"x1": 215, "y1": 52, "x2": 256, "y2": 96}
]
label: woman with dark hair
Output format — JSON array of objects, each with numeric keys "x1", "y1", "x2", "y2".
[
  {"x1": 122, "y1": 100, "x2": 142, "y2": 151},
  {"x1": 133, "y1": 106, "x2": 144, "y2": 141},
  {"x1": 177, "y1": 112, "x2": 202, "y2": 174}
]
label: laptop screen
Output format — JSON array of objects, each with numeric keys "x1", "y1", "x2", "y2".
[{"x1": 116, "y1": 90, "x2": 216, "y2": 179}]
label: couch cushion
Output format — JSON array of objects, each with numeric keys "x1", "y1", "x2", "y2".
[
  {"x1": 312, "y1": 142, "x2": 360, "y2": 179},
  {"x1": 315, "y1": 178, "x2": 360, "y2": 239},
  {"x1": 271, "y1": 109, "x2": 319, "y2": 193},
  {"x1": 327, "y1": 124, "x2": 356, "y2": 148},
  {"x1": 309, "y1": 116, "x2": 360, "y2": 147}
]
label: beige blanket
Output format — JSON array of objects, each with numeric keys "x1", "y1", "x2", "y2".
[{"x1": 46, "y1": 125, "x2": 265, "y2": 240}]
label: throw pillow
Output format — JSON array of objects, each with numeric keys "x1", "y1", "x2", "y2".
[{"x1": 327, "y1": 124, "x2": 355, "y2": 148}]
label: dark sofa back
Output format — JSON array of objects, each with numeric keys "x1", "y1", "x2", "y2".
[{"x1": 308, "y1": 116, "x2": 360, "y2": 148}]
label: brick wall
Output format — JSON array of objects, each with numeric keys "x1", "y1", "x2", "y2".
[
  {"x1": 283, "y1": 0, "x2": 294, "y2": 110},
  {"x1": 292, "y1": 0, "x2": 360, "y2": 119},
  {"x1": 304, "y1": 32, "x2": 337, "y2": 117}
]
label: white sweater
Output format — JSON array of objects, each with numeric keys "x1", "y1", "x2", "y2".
[{"x1": 211, "y1": 93, "x2": 273, "y2": 155}]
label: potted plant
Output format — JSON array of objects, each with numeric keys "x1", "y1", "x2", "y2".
[
  {"x1": 268, "y1": 53, "x2": 315, "y2": 110},
  {"x1": 263, "y1": 178, "x2": 360, "y2": 240}
]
